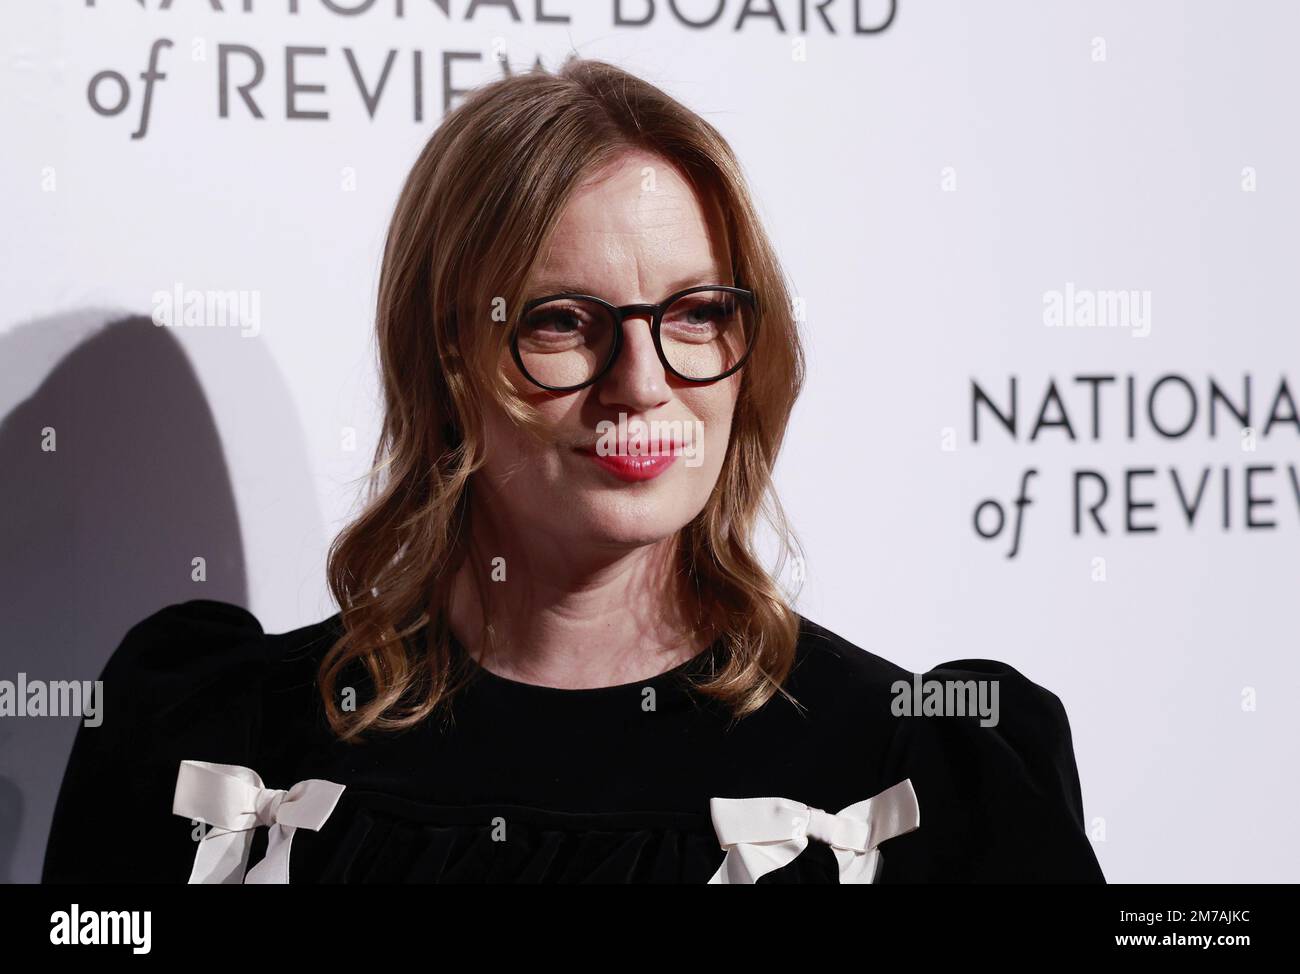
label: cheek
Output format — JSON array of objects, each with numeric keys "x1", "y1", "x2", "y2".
[
  {"x1": 684, "y1": 383, "x2": 740, "y2": 470},
  {"x1": 700, "y1": 380, "x2": 740, "y2": 433},
  {"x1": 479, "y1": 389, "x2": 574, "y2": 486}
]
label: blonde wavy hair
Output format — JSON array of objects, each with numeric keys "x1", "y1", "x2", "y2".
[{"x1": 321, "y1": 56, "x2": 807, "y2": 741}]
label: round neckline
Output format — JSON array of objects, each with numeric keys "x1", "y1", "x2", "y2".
[{"x1": 453, "y1": 633, "x2": 720, "y2": 696}]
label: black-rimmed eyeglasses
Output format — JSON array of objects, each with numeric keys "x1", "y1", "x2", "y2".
[{"x1": 507, "y1": 284, "x2": 759, "y2": 393}]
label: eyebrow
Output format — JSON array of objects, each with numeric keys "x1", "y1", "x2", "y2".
[{"x1": 526, "y1": 272, "x2": 731, "y2": 300}]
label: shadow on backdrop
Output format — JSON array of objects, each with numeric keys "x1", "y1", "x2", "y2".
[{"x1": 0, "y1": 313, "x2": 247, "y2": 883}]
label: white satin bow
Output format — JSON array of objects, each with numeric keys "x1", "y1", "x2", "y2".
[
  {"x1": 707, "y1": 778, "x2": 920, "y2": 884},
  {"x1": 171, "y1": 760, "x2": 346, "y2": 884}
]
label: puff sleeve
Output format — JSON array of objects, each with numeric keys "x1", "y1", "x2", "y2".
[
  {"x1": 876, "y1": 659, "x2": 1105, "y2": 883},
  {"x1": 41, "y1": 600, "x2": 268, "y2": 883}
]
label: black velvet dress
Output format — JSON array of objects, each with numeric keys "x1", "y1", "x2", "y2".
[{"x1": 42, "y1": 600, "x2": 1105, "y2": 884}]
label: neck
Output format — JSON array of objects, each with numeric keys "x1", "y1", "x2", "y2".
[{"x1": 447, "y1": 505, "x2": 710, "y2": 689}]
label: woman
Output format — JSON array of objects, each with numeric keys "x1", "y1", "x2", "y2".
[{"x1": 43, "y1": 57, "x2": 1104, "y2": 884}]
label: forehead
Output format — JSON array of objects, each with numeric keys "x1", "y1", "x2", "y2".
[{"x1": 529, "y1": 151, "x2": 732, "y2": 295}]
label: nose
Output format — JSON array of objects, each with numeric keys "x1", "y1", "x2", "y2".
[{"x1": 596, "y1": 310, "x2": 670, "y2": 411}]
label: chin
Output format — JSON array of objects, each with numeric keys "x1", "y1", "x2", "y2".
[
  {"x1": 574, "y1": 506, "x2": 691, "y2": 548},
  {"x1": 588, "y1": 521, "x2": 682, "y2": 548}
]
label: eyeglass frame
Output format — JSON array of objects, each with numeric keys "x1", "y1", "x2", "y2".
[{"x1": 507, "y1": 283, "x2": 760, "y2": 393}]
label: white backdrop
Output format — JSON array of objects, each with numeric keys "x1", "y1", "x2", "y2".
[{"x1": 3, "y1": 0, "x2": 1298, "y2": 884}]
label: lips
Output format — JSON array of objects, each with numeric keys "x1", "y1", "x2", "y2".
[
  {"x1": 574, "y1": 438, "x2": 683, "y2": 457},
  {"x1": 577, "y1": 439, "x2": 681, "y2": 483},
  {"x1": 574, "y1": 444, "x2": 678, "y2": 482}
]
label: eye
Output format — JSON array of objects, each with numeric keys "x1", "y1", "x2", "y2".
[
  {"x1": 523, "y1": 306, "x2": 587, "y2": 337},
  {"x1": 528, "y1": 308, "x2": 582, "y2": 335},
  {"x1": 517, "y1": 299, "x2": 611, "y2": 352},
  {"x1": 662, "y1": 296, "x2": 737, "y2": 341}
]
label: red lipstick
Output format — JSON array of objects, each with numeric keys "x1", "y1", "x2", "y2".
[{"x1": 575, "y1": 443, "x2": 680, "y2": 483}]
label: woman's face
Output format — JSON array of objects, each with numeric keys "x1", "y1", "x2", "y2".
[{"x1": 476, "y1": 149, "x2": 742, "y2": 555}]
